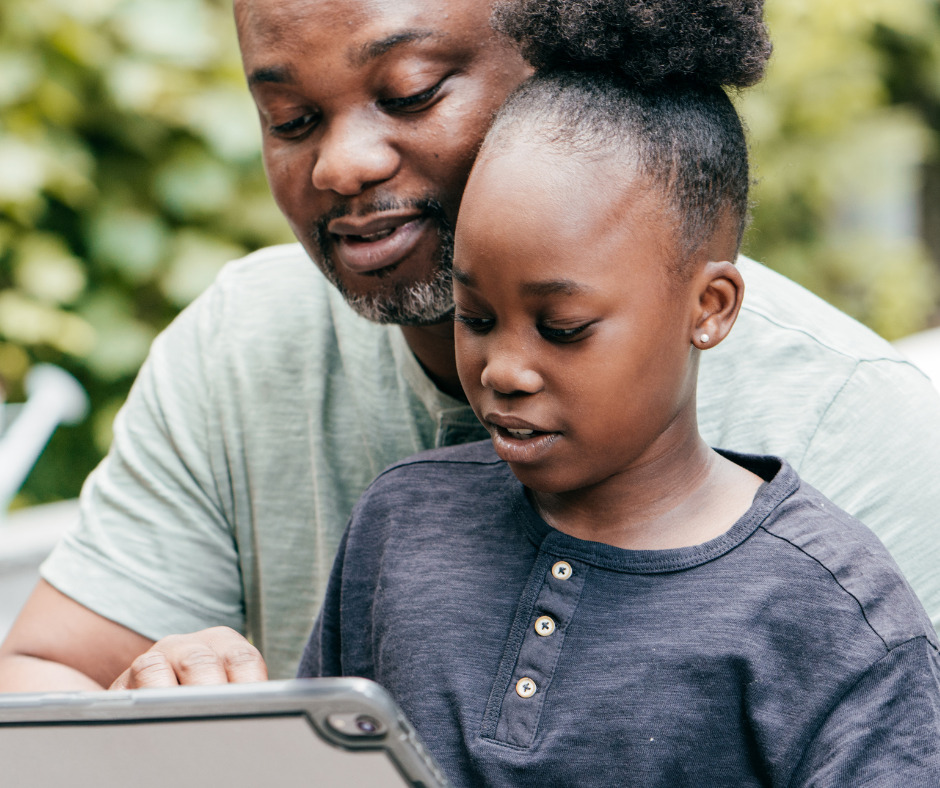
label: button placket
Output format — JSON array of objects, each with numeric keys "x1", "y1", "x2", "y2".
[{"x1": 491, "y1": 555, "x2": 587, "y2": 747}]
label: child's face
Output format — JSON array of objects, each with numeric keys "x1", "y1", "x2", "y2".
[{"x1": 453, "y1": 141, "x2": 703, "y2": 495}]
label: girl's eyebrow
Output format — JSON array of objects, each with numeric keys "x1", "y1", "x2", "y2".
[
  {"x1": 452, "y1": 267, "x2": 474, "y2": 287},
  {"x1": 520, "y1": 280, "x2": 594, "y2": 297},
  {"x1": 453, "y1": 268, "x2": 594, "y2": 297}
]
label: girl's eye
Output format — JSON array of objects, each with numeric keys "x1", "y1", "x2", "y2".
[
  {"x1": 538, "y1": 322, "x2": 594, "y2": 343},
  {"x1": 270, "y1": 113, "x2": 319, "y2": 139},
  {"x1": 454, "y1": 313, "x2": 494, "y2": 333},
  {"x1": 379, "y1": 78, "x2": 446, "y2": 113}
]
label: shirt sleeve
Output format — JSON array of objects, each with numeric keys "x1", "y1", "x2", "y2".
[
  {"x1": 39, "y1": 282, "x2": 245, "y2": 640},
  {"x1": 792, "y1": 636, "x2": 940, "y2": 787},
  {"x1": 796, "y1": 358, "x2": 940, "y2": 633}
]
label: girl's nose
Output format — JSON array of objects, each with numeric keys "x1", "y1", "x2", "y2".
[{"x1": 480, "y1": 340, "x2": 544, "y2": 396}]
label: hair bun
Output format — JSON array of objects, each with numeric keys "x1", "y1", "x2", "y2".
[{"x1": 492, "y1": 0, "x2": 772, "y2": 89}]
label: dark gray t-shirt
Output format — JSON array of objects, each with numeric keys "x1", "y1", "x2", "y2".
[{"x1": 299, "y1": 441, "x2": 940, "y2": 787}]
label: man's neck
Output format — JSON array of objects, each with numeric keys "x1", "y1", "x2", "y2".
[{"x1": 399, "y1": 322, "x2": 465, "y2": 401}]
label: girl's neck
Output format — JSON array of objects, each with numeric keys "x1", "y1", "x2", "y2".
[{"x1": 530, "y1": 433, "x2": 764, "y2": 551}]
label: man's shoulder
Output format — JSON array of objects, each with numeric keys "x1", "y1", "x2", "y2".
[
  {"x1": 210, "y1": 243, "x2": 365, "y2": 327},
  {"x1": 161, "y1": 243, "x2": 393, "y2": 361},
  {"x1": 699, "y1": 257, "x2": 938, "y2": 469},
  {"x1": 733, "y1": 257, "x2": 910, "y2": 364}
]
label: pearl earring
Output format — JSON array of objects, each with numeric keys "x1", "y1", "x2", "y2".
[{"x1": 699, "y1": 334, "x2": 710, "y2": 344}]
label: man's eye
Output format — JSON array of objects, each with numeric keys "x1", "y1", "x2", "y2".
[
  {"x1": 454, "y1": 313, "x2": 494, "y2": 333},
  {"x1": 379, "y1": 78, "x2": 445, "y2": 113},
  {"x1": 270, "y1": 113, "x2": 319, "y2": 139},
  {"x1": 538, "y1": 323, "x2": 593, "y2": 343}
]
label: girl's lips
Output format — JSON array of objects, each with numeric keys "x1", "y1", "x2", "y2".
[
  {"x1": 489, "y1": 424, "x2": 561, "y2": 465},
  {"x1": 331, "y1": 216, "x2": 430, "y2": 274}
]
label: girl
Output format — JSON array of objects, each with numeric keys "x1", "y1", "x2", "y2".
[{"x1": 300, "y1": 1, "x2": 940, "y2": 785}]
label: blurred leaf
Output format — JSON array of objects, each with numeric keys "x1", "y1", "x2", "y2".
[
  {"x1": 0, "y1": 138, "x2": 48, "y2": 204},
  {"x1": 0, "y1": 291, "x2": 96, "y2": 355},
  {"x1": 154, "y1": 145, "x2": 236, "y2": 219},
  {"x1": 13, "y1": 233, "x2": 87, "y2": 304},
  {"x1": 80, "y1": 292, "x2": 156, "y2": 379},
  {"x1": 112, "y1": 0, "x2": 220, "y2": 67},
  {"x1": 87, "y1": 205, "x2": 171, "y2": 282}
]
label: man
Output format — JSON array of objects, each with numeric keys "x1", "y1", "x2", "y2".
[{"x1": 2, "y1": 0, "x2": 940, "y2": 690}]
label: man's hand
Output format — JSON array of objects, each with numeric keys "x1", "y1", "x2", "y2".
[
  {"x1": 0, "y1": 583, "x2": 269, "y2": 692},
  {"x1": 110, "y1": 626, "x2": 268, "y2": 689}
]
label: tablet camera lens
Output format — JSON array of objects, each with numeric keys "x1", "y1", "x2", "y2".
[{"x1": 326, "y1": 711, "x2": 385, "y2": 737}]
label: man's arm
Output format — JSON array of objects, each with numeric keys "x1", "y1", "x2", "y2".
[
  {"x1": 0, "y1": 580, "x2": 268, "y2": 691},
  {"x1": 0, "y1": 580, "x2": 153, "y2": 691}
]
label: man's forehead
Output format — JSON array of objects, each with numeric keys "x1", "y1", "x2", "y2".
[{"x1": 235, "y1": 0, "x2": 484, "y2": 46}]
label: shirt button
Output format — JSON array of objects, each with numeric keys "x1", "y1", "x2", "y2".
[
  {"x1": 515, "y1": 677, "x2": 537, "y2": 698},
  {"x1": 551, "y1": 561, "x2": 573, "y2": 580},
  {"x1": 534, "y1": 615, "x2": 556, "y2": 637}
]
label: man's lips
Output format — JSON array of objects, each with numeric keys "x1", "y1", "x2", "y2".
[{"x1": 328, "y1": 210, "x2": 431, "y2": 274}]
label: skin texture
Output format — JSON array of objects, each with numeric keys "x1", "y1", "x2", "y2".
[
  {"x1": 237, "y1": 0, "x2": 530, "y2": 393},
  {"x1": 454, "y1": 140, "x2": 762, "y2": 549},
  {"x1": 0, "y1": 581, "x2": 151, "y2": 691},
  {"x1": 0, "y1": 0, "x2": 529, "y2": 692}
]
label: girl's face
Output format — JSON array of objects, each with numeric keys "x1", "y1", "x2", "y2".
[{"x1": 453, "y1": 140, "x2": 708, "y2": 496}]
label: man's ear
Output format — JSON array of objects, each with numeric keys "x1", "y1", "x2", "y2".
[{"x1": 689, "y1": 260, "x2": 744, "y2": 350}]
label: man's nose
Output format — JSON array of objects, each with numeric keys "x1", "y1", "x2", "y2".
[{"x1": 311, "y1": 114, "x2": 400, "y2": 196}]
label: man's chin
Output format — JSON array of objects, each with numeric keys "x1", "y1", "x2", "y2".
[
  {"x1": 338, "y1": 280, "x2": 456, "y2": 326},
  {"x1": 305, "y1": 238, "x2": 455, "y2": 326}
]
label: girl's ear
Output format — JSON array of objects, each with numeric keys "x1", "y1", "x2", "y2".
[{"x1": 690, "y1": 261, "x2": 744, "y2": 350}]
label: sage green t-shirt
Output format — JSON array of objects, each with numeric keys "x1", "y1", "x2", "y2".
[{"x1": 42, "y1": 244, "x2": 940, "y2": 678}]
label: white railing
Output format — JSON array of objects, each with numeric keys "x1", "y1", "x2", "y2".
[
  {"x1": 0, "y1": 365, "x2": 88, "y2": 639},
  {"x1": 0, "y1": 364, "x2": 88, "y2": 518}
]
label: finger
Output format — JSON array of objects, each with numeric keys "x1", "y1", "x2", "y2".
[
  {"x1": 108, "y1": 628, "x2": 268, "y2": 690},
  {"x1": 218, "y1": 644, "x2": 268, "y2": 684},
  {"x1": 110, "y1": 649, "x2": 182, "y2": 690},
  {"x1": 220, "y1": 643, "x2": 268, "y2": 683},
  {"x1": 169, "y1": 641, "x2": 236, "y2": 686},
  {"x1": 202, "y1": 627, "x2": 267, "y2": 684}
]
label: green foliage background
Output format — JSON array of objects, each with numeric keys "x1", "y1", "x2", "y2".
[{"x1": 2, "y1": 0, "x2": 940, "y2": 506}]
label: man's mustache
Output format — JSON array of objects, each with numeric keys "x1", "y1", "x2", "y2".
[{"x1": 312, "y1": 196, "x2": 451, "y2": 244}]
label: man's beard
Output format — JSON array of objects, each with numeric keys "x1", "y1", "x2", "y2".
[{"x1": 310, "y1": 197, "x2": 455, "y2": 326}]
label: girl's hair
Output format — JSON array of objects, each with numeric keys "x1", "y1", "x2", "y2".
[{"x1": 486, "y1": 0, "x2": 773, "y2": 267}]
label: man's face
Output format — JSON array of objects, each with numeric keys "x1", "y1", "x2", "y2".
[{"x1": 235, "y1": 0, "x2": 530, "y2": 325}]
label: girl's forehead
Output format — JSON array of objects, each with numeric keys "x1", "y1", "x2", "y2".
[
  {"x1": 456, "y1": 141, "x2": 680, "y2": 292},
  {"x1": 463, "y1": 140, "x2": 654, "y2": 244}
]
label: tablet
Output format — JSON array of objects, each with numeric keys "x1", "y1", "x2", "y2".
[{"x1": 0, "y1": 677, "x2": 450, "y2": 788}]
